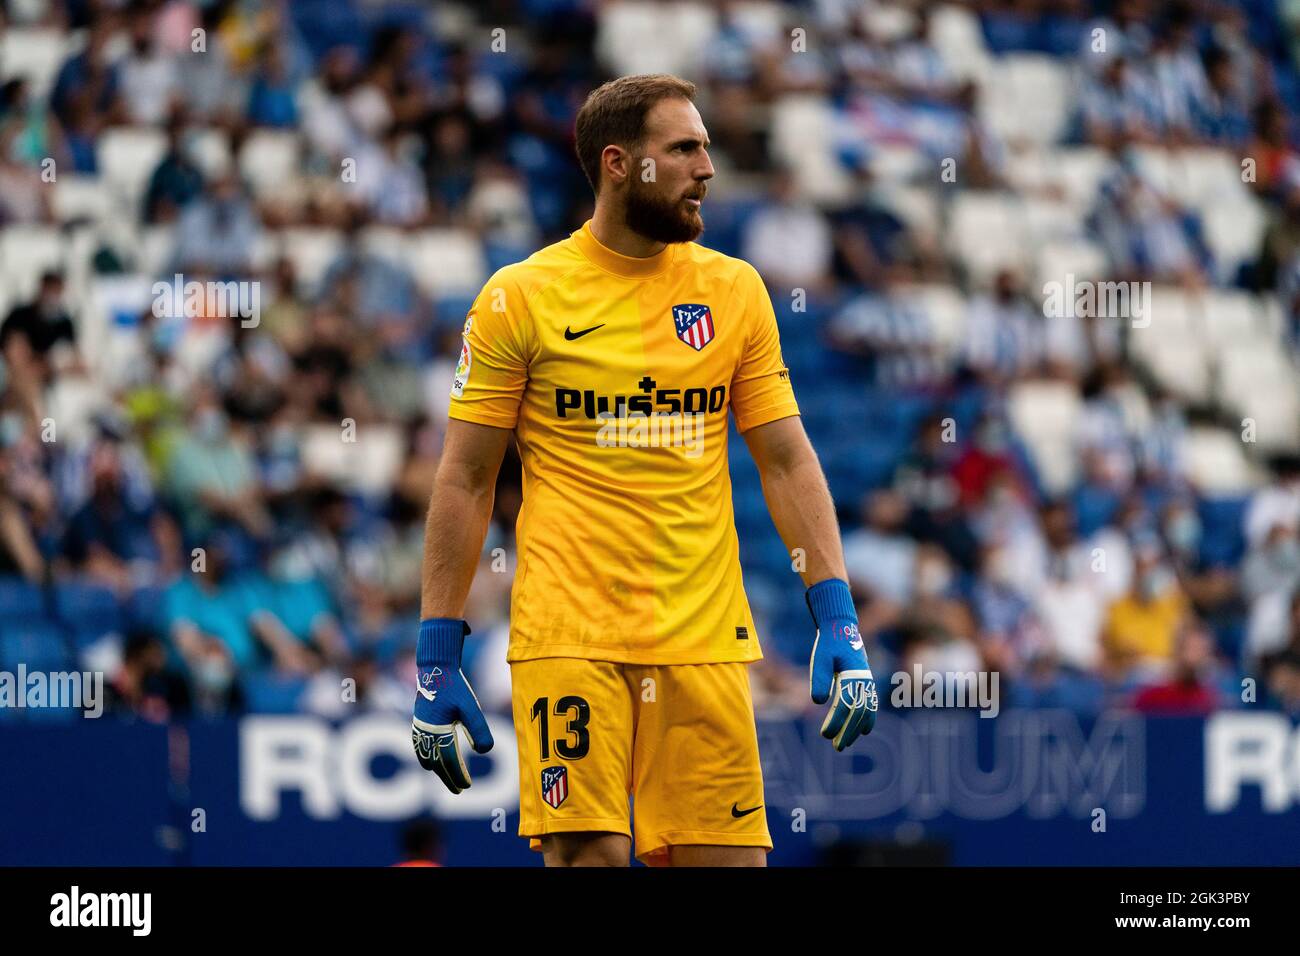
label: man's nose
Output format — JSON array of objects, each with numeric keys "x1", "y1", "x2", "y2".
[{"x1": 695, "y1": 149, "x2": 715, "y2": 181}]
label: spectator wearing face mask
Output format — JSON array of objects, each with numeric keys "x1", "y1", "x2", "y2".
[
  {"x1": 1102, "y1": 542, "x2": 1188, "y2": 682},
  {"x1": 164, "y1": 391, "x2": 271, "y2": 541}
]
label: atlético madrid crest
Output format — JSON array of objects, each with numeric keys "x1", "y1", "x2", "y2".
[
  {"x1": 541, "y1": 766, "x2": 569, "y2": 809},
  {"x1": 672, "y1": 303, "x2": 715, "y2": 351}
]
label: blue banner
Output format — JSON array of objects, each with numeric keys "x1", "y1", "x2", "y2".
[{"x1": 2, "y1": 711, "x2": 1298, "y2": 865}]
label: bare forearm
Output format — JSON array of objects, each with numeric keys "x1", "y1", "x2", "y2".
[
  {"x1": 758, "y1": 448, "x2": 848, "y2": 588},
  {"x1": 419, "y1": 468, "x2": 496, "y2": 619}
]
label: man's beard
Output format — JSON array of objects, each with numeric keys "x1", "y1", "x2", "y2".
[{"x1": 625, "y1": 176, "x2": 704, "y2": 244}]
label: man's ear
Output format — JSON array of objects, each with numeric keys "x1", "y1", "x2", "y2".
[{"x1": 600, "y1": 144, "x2": 629, "y2": 188}]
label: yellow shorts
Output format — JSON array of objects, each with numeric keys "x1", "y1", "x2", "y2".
[{"x1": 510, "y1": 658, "x2": 772, "y2": 864}]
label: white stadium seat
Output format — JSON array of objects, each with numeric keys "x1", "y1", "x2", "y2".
[
  {"x1": 1034, "y1": 237, "x2": 1108, "y2": 290},
  {"x1": 930, "y1": 4, "x2": 994, "y2": 82},
  {"x1": 1140, "y1": 339, "x2": 1212, "y2": 403},
  {"x1": 0, "y1": 225, "x2": 64, "y2": 300},
  {"x1": 188, "y1": 128, "x2": 233, "y2": 179},
  {"x1": 948, "y1": 192, "x2": 1025, "y2": 282},
  {"x1": 405, "y1": 229, "x2": 488, "y2": 297},
  {"x1": 898, "y1": 283, "x2": 967, "y2": 357},
  {"x1": 1183, "y1": 426, "x2": 1260, "y2": 493},
  {"x1": 98, "y1": 127, "x2": 168, "y2": 204},
  {"x1": 978, "y1": 54, "x2": 1073, "y2": 146},
  {"x1": 0, "y1": 27, "x2": 72, "y2": 101},
  {"x1": 276, "y1": 228, "x2": 345, "y2": 293},
  {"x1": 238, "y1": 129, "x2": 302, "y2": 198},
  {"x1": 595, "y1": 1, "x2": 718, "y2": 81},
  {"x1": 1008, "y1": 379, "x2": 1084, "y2": 492},
  {"x1": 51, "y1": 175, "x2": 112, "y2": 224},
  {"x1": 1201, "y1": 194, "x2": 1268, "y2": 284}
]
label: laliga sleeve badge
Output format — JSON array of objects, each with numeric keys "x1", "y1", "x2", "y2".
[{"x1": 451, "y1": 338, "x2": 472, "y2": 398}]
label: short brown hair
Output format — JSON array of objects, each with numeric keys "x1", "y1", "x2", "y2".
[{"x1": 574, "y1": 73, "x2": 697, "y2": 194}]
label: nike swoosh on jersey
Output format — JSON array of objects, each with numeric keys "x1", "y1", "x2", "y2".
[
  {"x1": 564, "y1": 324, "x2": 605, "y2": 340},
  {"x1": 731, "y1": 803, "x2": 763, "y2": 818}
]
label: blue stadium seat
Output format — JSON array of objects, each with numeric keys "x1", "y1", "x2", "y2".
[
  {"x1": 0, "y1": 621, "x2": 73, "y2": 672},
  {"x1": 242, "y1": 672, "x2": 311, "y2": 714},
  {"x1": 53, "y1": 581, "x2": 125, "y2": 648},
  {"x1": 124, "y1": 585, "x2": 168, "y2": 633},
  {"x1": 0, "y1": 577, "x2": 48, "y2": 624}
]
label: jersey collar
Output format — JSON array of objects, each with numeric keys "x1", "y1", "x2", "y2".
[{"x1": 572, "y1": 220, "x2": 676, "y2": 279}]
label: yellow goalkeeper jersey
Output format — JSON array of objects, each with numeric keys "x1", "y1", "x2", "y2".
[{"x1": 449, "y1": 220, "x2": 799, "y2": 664}]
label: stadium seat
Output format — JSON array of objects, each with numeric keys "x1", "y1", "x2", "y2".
[
  {"x1": 768, "y1": 94, "x2": 851, "y2": 203},
  {"x1": 188, "y1": 127, "x2": 233, "y2": 179},
  {"x1": 1201, "y1": 291, "x2": 1266, "y2": 349},
  {"x1": 0, "y1": 27, "x2": 71, "y2": 101},
  {"x1": 1044, "y1": 147, "x2": 1109, "y2": 205},
  {"x1": 51, "y1": 176, "x2": 113, "y2": 225},
  {"x1": 1138, "y1": 339, "x2": 1212, "y2": 403},
  {"x1": 977, "y1": 54, "x2": 1073, "y2": 145},
  {"x1": 276, "y1": 228, "x2": 345, "y2": 292},
  {"x1": 53, "y1": 582, "x2": 125, "y2": 649},
  {"x1": 879, "y1": 184, "x2": 942, "y2": 237},
  {"x1": 594, "y1": 0, "x2": 718, "y2": 80},
  {"x1": 242, "y1": 672, "x2": 311, "y2": 714},
  {"x1": 895, "y1": 283, "x2": 966, "y2": 358},
  {"x1": 298, "y1": 422, "x2": 405, "y2": 496},
  {"x1": 1034, "y1": 237, "x2": 1108, "y2": 289},
  {"x1": 1201, "y1": 194, "x2": 1269, "y2": 285},
  {"x1": 0, "y1": 225, "x2": 64, "y2": 300},
  {"x1": 1007, "y1": 380, "x2": 1083, "y2": 492},
  {"x1": 0, "y1": 578, "x2": 48, "y2": 623},
  {"x1": 1176, "y1": 148, "x2": 1251, "y2": 210},
  {"x1": 0, "y1": 620, "x2": 72, "y2": 672},
  {"x1": 947, "y1": 192, "x2": 1025, "y2": 282},
  {"x1": 930, "y1": 3, "x2": 994, "y2": 82},
  {"x1": 238, "y1": 129, "x2": 302, "y2": 199},
  {"x1": 404, "y1": 229, "x2": 488, "y2": 297},
  {"x1": 1182, "y1": 427, "x2": 1260, "y2": 493},
  {"x1": 99, "y1": 127, "x2": 169, "y2": 204}
]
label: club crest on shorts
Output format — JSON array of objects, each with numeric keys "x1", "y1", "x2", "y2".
[
  {"x1": 672, "y1": 303, "x2": 715, "y2": 351},
  {"x1": 541, "y1": 766, "x2": 569, "y2": 809}
]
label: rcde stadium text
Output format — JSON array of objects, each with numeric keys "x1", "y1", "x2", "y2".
[{"x1": 238, "y1": 712, "x2": 1300, "y2": 821}]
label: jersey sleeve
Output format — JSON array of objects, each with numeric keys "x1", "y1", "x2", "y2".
[
  {"x1": 447, "y1": 268, "x2": 532, "y2": 429},
  {"x1": 729, "y1": 263, "x2": 800, "y2": 433}
]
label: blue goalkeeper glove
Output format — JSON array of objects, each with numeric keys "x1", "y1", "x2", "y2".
[
  {"x1": 410, "y1": 618, "x2": 494, "y2": 793},
  {"x1": 807, "y1": 578, "x2": 878, "y2": 750}
]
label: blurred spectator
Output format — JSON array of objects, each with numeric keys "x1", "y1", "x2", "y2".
[
  {"x1": 173, "y1": 172, "x2": 261, "y2": 274},
  {"x1": 143, "y1": 112, "x2": 205, "y2": 224},
  {"x1": 119, "y1": 5, "x2": 180, "y2": 126},
  {"x1": 163, "y1": 389, "x2": 269, "y2": 540},
  {"x1": 58, "y1": 434, "x2": 179, "y2": 592},
  {"x1": 1101, "y1": 542, "x2": 1188, "y2": 680},
  {"x1": 1132, "y1": 619, "x2": 1222, "y2": 714},
  {"x1": 103, "y1": 630, "x2": 193, "y2": 721},
  {"x1": 741, "y1": 167, "x2": 833, "y2": 292}
]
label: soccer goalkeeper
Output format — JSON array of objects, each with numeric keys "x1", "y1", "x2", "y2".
[{"x1": 412, "y1": 74, "x2": 877, "y2": 867}]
